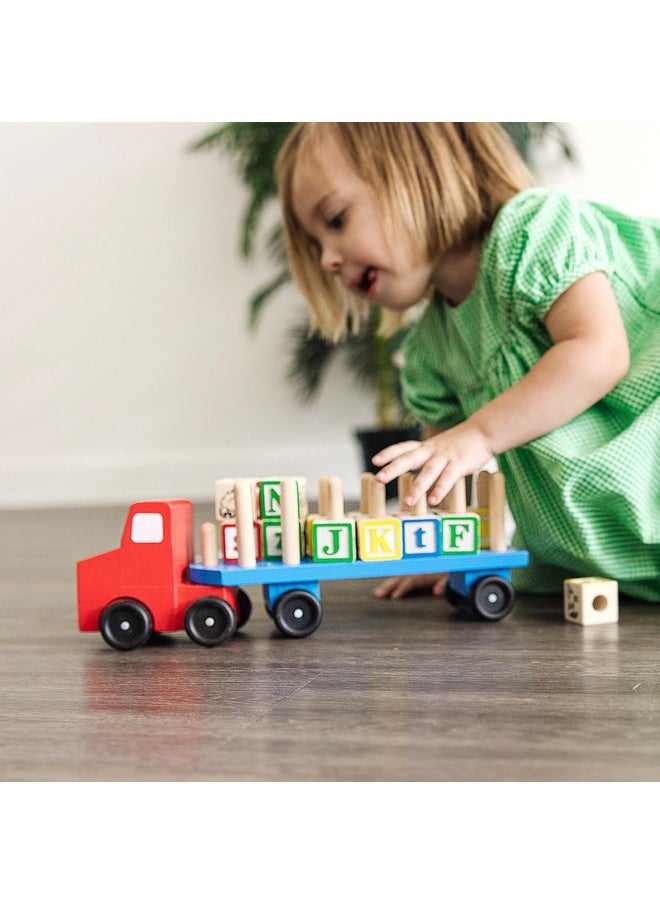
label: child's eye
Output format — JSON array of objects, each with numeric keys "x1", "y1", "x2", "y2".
[{"x1": 328, "y1": 211, "x2": 345, "y2": 230}]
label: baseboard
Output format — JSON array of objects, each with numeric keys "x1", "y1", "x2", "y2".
[{"x1": 0, "y1": 442, "x2": 365, "y2": 509}]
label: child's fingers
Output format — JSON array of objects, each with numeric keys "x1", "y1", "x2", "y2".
[
  {"x1": 373, "y1": 444, "x2": 432, "y2": 488},
  {"x1": 372, "y1": 574, "x2": 447, "y2": 600},
  {"x1": 371, "y1": 440, "x2": 421, "y2": 467},
  {"x1": 426, "y1": 460, "x2": 464, "y2": 507}
]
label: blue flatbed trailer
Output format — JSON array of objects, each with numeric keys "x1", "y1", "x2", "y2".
[{"x1": 189, "y1": 547, "x2": 530, "y2": 636}]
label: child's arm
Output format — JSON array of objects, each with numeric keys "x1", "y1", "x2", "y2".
[{"x1": 373, "y1": 272, "x2": 630, "y2": 507}]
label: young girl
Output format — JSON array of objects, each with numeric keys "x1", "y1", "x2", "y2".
[{"x1": 276, "y1": 123, "x2": 660, "y2": 602}]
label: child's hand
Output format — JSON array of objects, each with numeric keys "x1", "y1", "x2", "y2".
[
  {"x1": 372, "y1": 573, "x2": 447, "y2": 600},
  {"x1": 372, "y1": 422, "x2": 493, "y2": 507}
]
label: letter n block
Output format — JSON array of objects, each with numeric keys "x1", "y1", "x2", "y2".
[
  {"x1": 440, "y1": 513, "x2": 480, "y2": 554},
  {"x1": 258, "y1": 478, "x2": 307, "y2": 520},
  {"x1": 564, "y1": 577, "x2": 619, "y2": 625},
  {"x1": 401, "y1": 516, "x2": 441, "y2": 558},
  {"x1": 357, "y1": 518, "x2": 402, "y2": 562},
  {"x1": 311, "y1": 520, "x2": 356, "y2": 563}
]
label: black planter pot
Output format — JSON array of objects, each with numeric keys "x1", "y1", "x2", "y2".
[{"x1": 354, "y1": 426, "x2": 421, "y2": 500}]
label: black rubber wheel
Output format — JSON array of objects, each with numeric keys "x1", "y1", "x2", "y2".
[
  {"x1": 273, "y1": 590, "x2": 323, "y2": 638},
  {"x1": 236, "y1": 589, "x2": 253, "y2": 630},
  {"x1": 184, "y1": 596, "x2": 237, "y2": 647},
  {"x1": 100, "y1": 598, "x2": 153, "y2": 651},
  {"x1": 470, "y1": 576, "x2": 515, "y2": 621}
]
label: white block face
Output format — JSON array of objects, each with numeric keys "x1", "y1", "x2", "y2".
[
  {"x1": 402, "y1": 518, "x2": 440, "y2": 557},
  {"x1": 312, "y1": 522, "x2": 355, "y2": 562},
  {"x1": 263, "y1": 521, "x2": 283, "y2": 559},
  {"x1": 358, "y1": 519, "x2": 402, "y2": 561},
  {"x1": 441, "y1": 515, "x2": 479, "y2": 554},
  {"x1": 564, "y1": 578, "x2": 619, "y2": 626}
]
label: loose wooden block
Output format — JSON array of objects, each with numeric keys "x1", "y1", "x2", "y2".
[
  {"x1": 400, "y1": 515, "x2": 441, "y2": 558},
  {"x1": 311, "y1": 520, "x2": 356, "y2": 563},
  {"x1": 564, "y1": 577, "x2": 619, "y2": 626},
  {"x1": 357, "y1": 517, "x2": 403, "y2": 562},
  {"x1": 439, "y1": 513, "x2": 480, "y2": 554}
]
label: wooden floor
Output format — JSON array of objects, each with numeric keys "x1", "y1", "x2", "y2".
[{"x1": 2, "y1": 503, "x2": 659, "y2": 782}]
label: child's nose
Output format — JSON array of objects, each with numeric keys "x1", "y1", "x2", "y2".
[{"x1": 320, "y1": 244, "x2": 342, "y2": 273}]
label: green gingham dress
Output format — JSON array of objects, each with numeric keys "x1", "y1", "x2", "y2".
[{"x1": 401, "y1": 188, "x2": 660, "y2": 601}]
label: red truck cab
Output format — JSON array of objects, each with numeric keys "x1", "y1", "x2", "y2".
[{"x1": 77, "y1": 500, "x2": 247, "y2": 650}]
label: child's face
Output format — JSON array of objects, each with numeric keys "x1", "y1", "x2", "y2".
[{"x1": 291, "y1": 136, "x2": 433, "y2": 312}]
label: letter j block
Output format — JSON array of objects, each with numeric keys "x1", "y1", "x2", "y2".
[{"x1": 311, "y1": 520, "x2": 356, "y2": 563}]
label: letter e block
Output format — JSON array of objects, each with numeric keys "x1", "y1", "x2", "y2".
[
  {"x1": 311, "y1": 520, "x2": 356, "y2": 563},
  {"x1": 357, "y1": 518, "x2": 402, "y2": 561},
  {"x1": 221, "y1": 521, "x2": 262, "y2": 563},
  {"x1": 564, "y1": 577, "x2": 619, "y2": 625},
  {"x1": 401, "y1": 516, "x2": 441, "y2": 558},
  {"x1": 441, "y1": 514, "x2": 480, "y2": 554}
]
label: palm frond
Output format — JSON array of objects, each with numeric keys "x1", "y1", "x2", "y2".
[
  {"x1": 247, "y1": 269, "x2": 291, "y2": 329},
  {"x1": 286, "y1": 320, "x2": 337, "y2": 402}
]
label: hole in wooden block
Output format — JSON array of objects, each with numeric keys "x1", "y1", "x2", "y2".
[{"x1": 593, "y1": 594, "x2": 608, "y2": 611}]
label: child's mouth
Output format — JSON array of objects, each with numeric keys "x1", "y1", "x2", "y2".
[{"x1": 354, "y1": 266, "x2": 377, "y2": 298}]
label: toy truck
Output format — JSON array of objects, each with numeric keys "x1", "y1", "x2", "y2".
[
  {"x1": 77, "y1": 471, "x2": 529, "y2": 651},
  {"x1": 77, "y1": 500, "x2": 252, "y2": 651}
]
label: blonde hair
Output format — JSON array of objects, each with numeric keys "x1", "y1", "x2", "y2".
[{"x1": 276, "y1": 123, "x2": 535, "y2": 341}]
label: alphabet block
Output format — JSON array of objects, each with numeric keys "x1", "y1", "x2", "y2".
[
  {"x1": 401, "y1": 516, "x2": 442, "y2": 558},
  {"x1": 257, "y1": 477, "x2": 307, "y2": 520},
  {"x1": 310, "y1": 520, "x2": 356, "y2": 563},
  {"x1": 357, "y1": 518, "x2": 403, "y2": 562},
  {"x1": 440, "y1": 513, "x2": 480, "y2": 554},
  {"x1": 220, "y1": 520, "x2": 263, "y2": 563},
  {"x1": 260, "y1": 518, "x2": 303, "y2": 562},
  {"x1": 215, "y1": 477, "x2": 259, "y2": 521},
  {"x1": 564, "y1": 577, "x2": 619, "y2": 626}
]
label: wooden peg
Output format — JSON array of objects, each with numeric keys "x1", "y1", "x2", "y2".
[
  {"x1": 441, "y1": 477, "x2": 466, "y2": 514},
  {"x1": 327, "y1": 476, "x2": 344, "y2": 520},
  {"x1": 280, "y1": 477, "x2": 300, "y2": 565},
  {"x1": 318, "y1": 475, "x2": 331, "y2": 518},
  {"x1": 235, "y1": 478, "x2": 256, "y2": 568},
  {"x1": 398, "y1": 473, "x2": 414, "y2": 513},
  {"x1": 488, "y1": 471, "x2": 506, "y2": 552},
  {"x1": 369, "y1": 477, "x2": 386, "y2": 518},
  {"x1": 476, "y1": 470, "x2": 490, "y2": 508},
  {"x1": 398, "y1": 472, "x2": 427, "y2": 515},
  {"x1": 200, "y1": 522, "x2": 218, "y2": 566},
  {"x1": 359, "y1": 472, "x2": 375, "y2": 514}
]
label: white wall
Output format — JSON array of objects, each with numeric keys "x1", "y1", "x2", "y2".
[{"x1": 1, "y1": 122, "x2": 659, "y2": 509}]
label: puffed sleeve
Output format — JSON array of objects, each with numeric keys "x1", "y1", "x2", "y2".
[
  {"x1": 486, "y1": 188, "x2": 616, "y2": 323},
  {"x1": 399, "y1": 304, "x2": 463, "y2": 428}
]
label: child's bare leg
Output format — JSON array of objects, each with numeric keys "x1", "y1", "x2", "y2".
[{"x1": 372, "y1": 573, "x2": 447, "y2": 600}]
